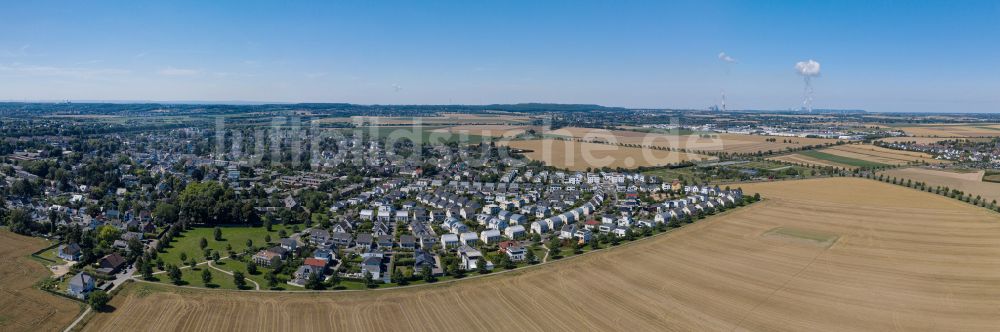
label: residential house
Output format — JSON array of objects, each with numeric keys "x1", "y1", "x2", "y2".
[
  {"x1": 279, "y1": 238, "x2": 298, "y2": 251},
  {"x1": 441, "y1": 233, "x2": 460, "y2": 248},
  {"x1": 98, "y1": 253, "x2": 126, "y2": 273},
  {"x1": 67, "y1": 272, "x2": 96, "y2": 299},
  {"x1": 480, "y1": 229, "x2": 503, "y2": 245},
  {"x1": 399, "y1": 235, "x2": 416, "y2": 250},
  {"x1": 459, "y1": 232, "x2": 479, "y2": 246},
  {"x1": 499, "y1": 241, "x2": 526, "y2": 261},
  {"x1": 253, "y1": 250, "x2": 282, "y2": 267},
  {"x1": 57, "y1": 243, "x2": 82, "y2": 261},
  {"x1": 504, "y1": 225, "x2": 526, "y2": 239}
]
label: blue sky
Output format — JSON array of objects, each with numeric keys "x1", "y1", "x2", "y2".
[{"x1": 1, "y1": 1, "x2": 998, "y2": 112}]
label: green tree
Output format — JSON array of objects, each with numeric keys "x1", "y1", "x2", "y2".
[
  {"x1": 392, "y1": 268, "x2": 408, "y2": 285},
  {"x1": 247, "y1": 261, "x2": 258, "y2": 275},
  {"x1": 363, "y1": 270, "x2": 376, "y2": 288},
  {"x1": 179, "y1": 252, "x2": 188, "y2": 262},
  {"x1": 211, "y1": 251, "x2": 221, "y2": 263},
  {"x1": 201, "y1": 268, "x2": 213, "y2": 285},
  {"x1": 233, "y1": 271, "x2": 247, "y2": 289},
  {"x1": 153, "y1": 202, "x2": 179, "y2": 225},
  {"x1": 476, "y1": 257, "x2": 490, "y2": 274},
  {"x1": 306, "y1": 271, "x2": 323, "y2": 290},
  {"x1": 199, "y1": 237, "x2": 208, "y2": 250},
  {"x1": 141, "y1": 260, "x2": 154, "y2": 280},
  {"x1": 213, "y1": 227, "x2": 222, "y2": 241},
  {"x1": 266, "y1": 270, "x2": 278, "y2": 289},
  {"x1": 421, "y1": 266, "x2": 436, "y2": 282},
  {"x1": 264, "y1": 234, "x2": 271, "y2": 243},
  {"x1": 525, "y1": 248, "x2": 537, "y2": 264},
  {"x1": 88, "y1": 290, "x2": 110, "y2": 310},
  {"x1": 167, "y1": 264, "x2": 182, "y2": 285}
]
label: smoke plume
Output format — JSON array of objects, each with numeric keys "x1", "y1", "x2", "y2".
[{"x1": 794, "y1": 59, "x2": 821, "y2": 111}]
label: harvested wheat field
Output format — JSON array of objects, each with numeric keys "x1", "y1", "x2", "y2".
[
  {"x1": 769, "y1": 153, "x2": 856, "y2": 169},
  {"x1": 0, "y1": 230, "x2": 82, "y2": 332},
  {"x1": 84, "y1": 178, "x2": 1000, "y2": 331},
  {"x1": 898, "y1": 124, "x2": 1000, "y2": 137},
  {"x1": 879, "y1": 167, "x2": 1000, "y2": 204},
  {"x1": 314, "y1": 113, "x2": 533, "y2": 125},
  {"x1": 502, "y1": 139, "x2": 715, "y2": 170},
  {"x1": 822, "y1": 144, "x2": 946, "y2": 165},
  {"x1": 546, "y1": 127, "x2": 837, "y2": 154}
]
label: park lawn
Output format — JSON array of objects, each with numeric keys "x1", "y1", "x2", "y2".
[
  {"x1": 212, "y1": 259, "x2": 290, "y2": 291},
  {"x1": 799, "y1": 150, "x2": 888, "y2": 168},
  {"x1": 158, "y1": 225, "x2": 292, "y2": 266},
  {"x1": 178, "y1": 266, "x2": 238, "y2": 289}
]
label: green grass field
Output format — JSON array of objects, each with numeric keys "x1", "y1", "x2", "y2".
[
  {"x1": 159, "y1": 225, "x2": 292, "y2": 266},
  {"x1": 799, "y1": 150, "x2": 888, "y2": 168}
]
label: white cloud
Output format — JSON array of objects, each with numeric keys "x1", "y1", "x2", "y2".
[
  {"x1": 304, "y1": 72, "x2": 327, "y2": 78},
  {"x1": 795, "y1": 59, "x2": 821, "y2": 76},
  {"x1": 717, "y1": 52, "x2": 737, "y2": 63},
  {"x1": 158, "y1": 67, "x2": 201, "y2": 76}
]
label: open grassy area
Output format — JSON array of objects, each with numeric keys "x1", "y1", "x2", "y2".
[
  {"x1": 798, "y1": 150, "x2": 888, "y2": 168},
  {"x1": 158, "y1": 225, "x2": 292, "y2": 266}
]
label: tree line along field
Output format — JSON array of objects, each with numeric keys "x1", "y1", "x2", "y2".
[
  {"x1": 0, "y1": 230, "x2": 82, "y2": 332},
  {"x1": 82, "y1": 178, "x2": 1000, "y2": 331},
  {"x1": 878, "y1": 167, "x2": 1000, "y2": 205}
]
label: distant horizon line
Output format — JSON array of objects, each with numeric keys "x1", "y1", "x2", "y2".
[{"x1": 1, "y1": 99, "x2": 993, "y2": 114}]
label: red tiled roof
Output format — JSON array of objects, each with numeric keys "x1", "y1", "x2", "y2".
[{"x1": 304, "y1": 258, "x2": 327, "y2": 267}]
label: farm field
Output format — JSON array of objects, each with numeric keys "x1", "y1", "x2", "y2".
[
  {"x1": 769, "y1": 149, "x2": 885, "y2": 169},
  {"x1": 502, "y1": 139, "x2": 715, "y2": 171},
  {"x1": 822, "y1": 144, "x2": 945, "y2": 165},
  {"x1": 82, "y1": 178, "x2": 1000, "y2": 331},
  {"x1": 769, "y1": 152, "x2": 856, "y2": 169},
  {"x1": 430, "y1": 124, "x2": 540, "y2": 138},
  {"x1": 878, "y1": 167, "x2": 1000, "y2": 204},
  {"x1": 0, "y1": 230, "x2": 82, "y2": 332},
  {"x1": 546, "y1": 127, "x2": 838, "y2": 154},
  {"x1": 896, "y1": 123, "x2": 1000, "y2": 137},
  {"x1": 336, "y1": 126, "x2": 488, "y2": 145},
  {"x1": 314, "y1": 113, "x2": 533, "y2": 125}
]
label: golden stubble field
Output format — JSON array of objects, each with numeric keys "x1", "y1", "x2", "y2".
[
  {"x1": 501, "y1": 139, "x2": 715, "y2": 170},
  {"x1": 0, "y1": 230, "x2": 81, "y2": 332},
  {"x1": 897, "y1": 124, "x2": 1000, "y2": 137},
  {"x1": 549, "y1": 127, "x2": 838, "y2": 154},
  {"x1": 83, "y1": 178, "x2": 1000, "y2": 331},
  {"x1": 822, "y1": 144, "x2": 945, "y2": 165},
  {"x1": 879, "y1": 167, "x2": 1000, "y2": 204}
]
